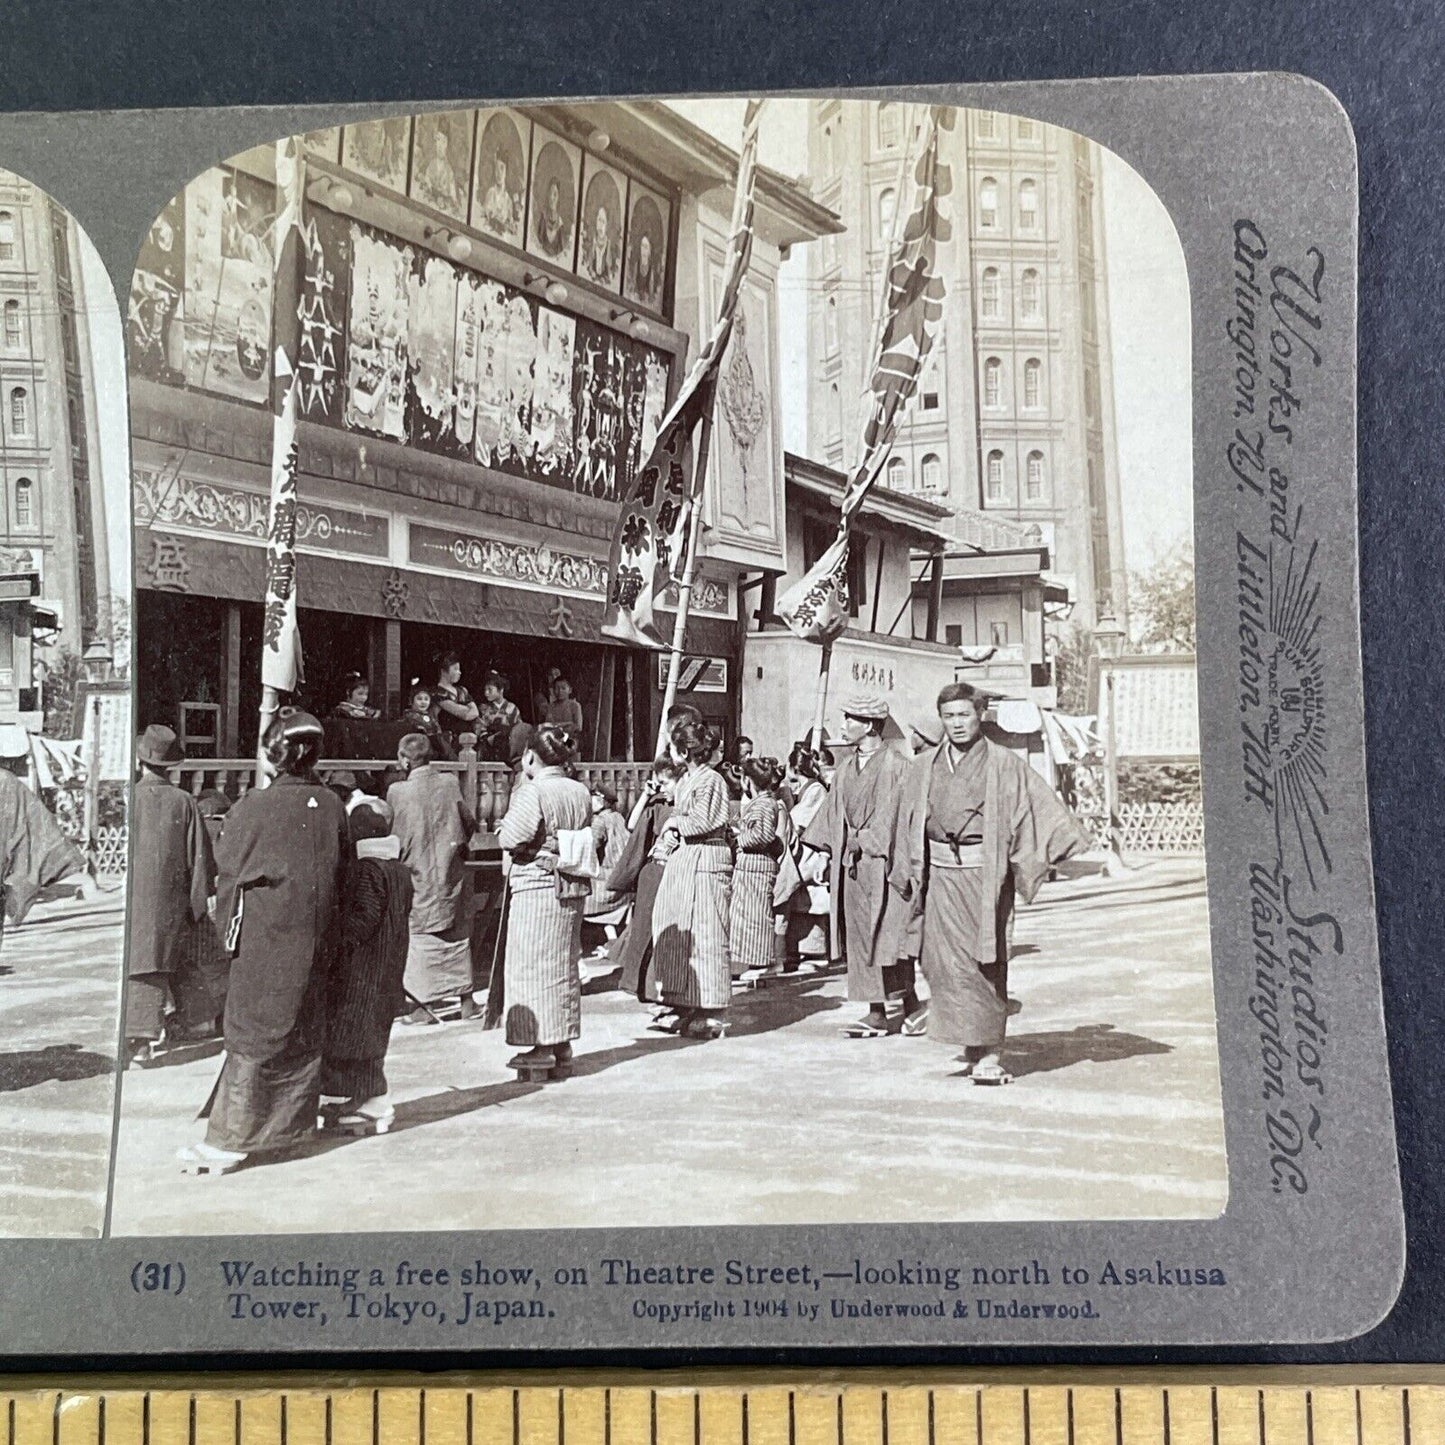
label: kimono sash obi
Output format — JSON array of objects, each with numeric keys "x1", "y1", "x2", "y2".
[
  {"x1": 683, "y1": 828, "x2": 730, "y2": 848},
  {"x1": 927, "y1": 837, "x2": 984, "y2": 870}
]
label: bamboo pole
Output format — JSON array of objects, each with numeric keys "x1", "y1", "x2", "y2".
[
  {"x1": 809, "y1": 641, "x2": 834, "y2": 752},
  {"x1": 655, "y1": 408, "x2": 716, "y2": 757}
]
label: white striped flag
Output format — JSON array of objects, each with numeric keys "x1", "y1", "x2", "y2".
[
  {"x1": 778, "y1": 104, "x2": 955, "y2": 644},
  {"x1": 261, "y1": 135, "x2": 306, "y2": 693},
  {"x1": 601, "y1": 99, "x2": 763, "y2": 648}
]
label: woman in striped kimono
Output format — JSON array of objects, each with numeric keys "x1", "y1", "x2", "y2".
[
  {"x1": 730, "y1": 757, "x2": 786, "y2": 984},
  {"x1": 650, "y1": 719, "x2": 733, "y2": 1039},
  {"x1": 496, "y1": 724, "x2": 593, "y2": 1077}
]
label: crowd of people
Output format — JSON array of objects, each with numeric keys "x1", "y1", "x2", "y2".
[
  {"x1": 329, "y1": 655, "x2": 586, "y2": 765},
  {"x1": 127, "y1": 679, "x2": 1090, "y2": 1178}
]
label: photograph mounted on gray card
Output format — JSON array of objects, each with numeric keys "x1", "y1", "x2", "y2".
[{"x1": 0, "y1": 72, "x2": 1401, "y2": 1351}]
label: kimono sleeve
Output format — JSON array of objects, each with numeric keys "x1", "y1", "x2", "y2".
[
  {"x1": 1009, "y1": 764, "x2": 1092, "y2": 904},
  {"x1": 187, "y1": 799, "x2": 217, "y2": 923},
  {"x1": 735, "y1": 798, "x2": 779, "y2": 850},
  {"x1": 497, "y1": 779, "x2": 544, "y2": 853},
  {"x1": 801, "y1": 779, "x2": 841, "y2": 854}
]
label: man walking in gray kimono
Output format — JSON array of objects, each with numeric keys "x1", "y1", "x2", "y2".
[{"x1": 802, "y1": 694, "x2": 915, "y2": 1037}]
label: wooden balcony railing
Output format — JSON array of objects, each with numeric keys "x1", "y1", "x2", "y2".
[{"x1": 168, "y1": 754, "x2": 655, "y2": 835}]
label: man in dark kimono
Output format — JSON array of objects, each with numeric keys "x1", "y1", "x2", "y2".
[
  {"x1": 890, "y1": 683, "x2": 1090, "y2": 1084},
  {"x1": 802, "y1": 695, "x2": 914, "y2": 1038},
  {"x1": 180, "y1": 710, "x2": 349, "y2": 1174},
  {"x1": 126, "y1": 725, "x2": 217, "y2": 1061},
  {"x1": 0, "y1": 759, "x2": 88, "y2": 954}
]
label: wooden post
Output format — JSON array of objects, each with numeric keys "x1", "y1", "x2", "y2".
[
  {"x1": 81, "y1": 693, "x2": 101, "y2": 854},
  {"x1": 869, "y1": 534, "x2": 885, "y2": 634},
  {"x1": 221, "y1": 602, "x2": 241, "y2": 756},
  {"x1": 624, "y1": 652, "x2": 636, "y2": 761},
  {"x1": 926, "y1": 551, "x2": 944, "y2": 642},
  {"x1": 656, "y1": 411, "x2": 715, "y2": 757},
  {"x1": 1102, "y1": 662, "x2": 1128, "y2": 875},
  {"x1": 592, "y1": 650, "x2": 615, "y2": 761}
]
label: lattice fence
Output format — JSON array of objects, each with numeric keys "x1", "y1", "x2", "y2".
[
  {"x1": 1077, "y1": 802, "x2": 1205, "y2": 855},
  {"x1": 92, "y1": 825, "x2": 129, "y2": 877}
]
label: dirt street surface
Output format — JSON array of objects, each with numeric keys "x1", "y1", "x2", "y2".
[{"x1": 110, "y1": 858, "x2": 1226, "y2": 1236}]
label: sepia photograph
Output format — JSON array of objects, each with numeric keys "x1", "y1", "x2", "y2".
[
  {"x1": 0, "y1": 168, "x2": 131, "y2": 1237},
  {"x1": 108, "y1": 97, "x2": 1223, "y2": 1239}
]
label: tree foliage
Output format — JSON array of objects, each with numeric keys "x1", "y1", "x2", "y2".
[
  {"x1": 1052, "y1": 621, "x2": 1094, "y2": 715},
  {"x1": 1131, "y1": 545, "x2": 1196, "y2": 653}
]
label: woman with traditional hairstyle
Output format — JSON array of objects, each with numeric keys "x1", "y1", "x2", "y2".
[
  {"x1": 650, "y1": 718, "x2": 733, "y2": 1038},
  {"x1": 332, "y1": 673, "x2": 380, "y2": 720},
  {"x1": 399, "y1": 681, "x2": 454, "y2": 761},
  {"x1": 318, "y1": 802, "x2": 413, "y2": 1136},
  {"x1": 729, "y1": 756, "x2": 787, "y2": 984},
  {"x1": 179, "y1": 709, "x2": 349, "y2": 1175},
  {"x1": 784, "y1": 743, "x2": 832, "y2": 972},
  {"x1": 496, "y1": 722, "x2": 594, "y2": 1077}
]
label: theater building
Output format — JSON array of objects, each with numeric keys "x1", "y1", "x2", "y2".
[{"x1": 129, "y1": 104, "x2": 837, "y2": 759}]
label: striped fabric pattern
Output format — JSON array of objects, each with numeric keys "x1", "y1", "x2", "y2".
[
  {"x1": 729, "y1": 796, "x2": 781, "y2": 973},
  {"x1": 500, "y1": 768, "x2": 594, "y2": 1046},
  {"x1": 653, "y1": 767, "x2": 733, "y2": 1009},
  {"x1": 503, "y1": 889, "x2": 584, "y2": 1047}
]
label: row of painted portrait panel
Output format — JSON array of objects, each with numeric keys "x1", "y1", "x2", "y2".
[
  {"x1": 304, "y1": 111, "x2": 672, "y2": 315},
  {"x1": 128, "y1": 165, "x2": 673, "y2": 504}
]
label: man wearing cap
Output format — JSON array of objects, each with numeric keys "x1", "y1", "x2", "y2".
[
  {"x1": 890, "y1": 682, "x2": 1089, "y2": 1084},
  {"x1": 802, "y1": 694, "x2": 915, "y2": 1037},
  {"x1": 126, "y1": 725, "x2": 216, "y2": 1062}
]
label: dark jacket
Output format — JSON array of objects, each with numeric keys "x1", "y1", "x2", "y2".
[
  {"x1": 128, "y1": 769, "x2": 215, "y2": 977},
  {"x1": 215, "y1": 773, "x2": 349, "y2": 1060}
]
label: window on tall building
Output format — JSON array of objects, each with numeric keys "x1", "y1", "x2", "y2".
[
  {"x1": 1078, "y1": 188, "x2": 1093, "y2": 248},
  {"x1": 3, "y1": 299, "x2": 19, "y2": 346},
  {"x1": 922, "y1": 390, "x2": 940, "y2": 411},
  {"x1": 9, "y1": 386, "x2": 28, "y2": 434},
  {"x1": 945, "y1": 624, "x2": 963, "y2": 646},
  {"x1": 985, "y1": 450, "x2": 1005, "y2": 502},
  {"x1": 979, "y1": 177, "x2": 998, "y2": 229},
  {"x1": 878, "y1": 187, "x2": 897, "y2": 244},
  {"x1": 1026, "y1": 450, "x2": 1045, "y2": 501},
  {"x1": 983, "y1": 357, "x2": 1002, "y2": 408},
  {"x1": 1085, "y1": 366, "x2": 1099, "y2": 420},
  {"x1": 13, "y1": 477, "x2": 32, "y2": 528},
  {"x1": 990, "y1": 620, "x2": 1010, "y2": 647},
  {"x1": 886, "y1": 456, "x2": 908, "y2": 490},
  {"x1": 0, "y1": 213, "x2": 13, "y2": 261},
  {"x1": 1021, "y1": 268, "x2": 1041, "y2": 319},
  {"x1": 1018, "y1": 178, "x2": 1038, "y2": 230},
  {"x1": 981, "y1": 266, "x2": 1001, "y2": 319},
  {"x1": 824, "y1": 295, "x2": 839, "y2": 355},
  {"x1": 977, "y1": 111, "x2": 996, "y2": 139},
  {"x1": 1017, "y1": 117, "x2": 1037, "y2": 140},
  {"x1": 823, "y1": 232, "x2": 839, "y2": 272},
  {"x1": 829, "y1": 381, "x2": 841, "y2": 442},
  {"x1": 878, "y1": 102, "x2": 902, "y2": 150},
  {"x1": 821, "y1": 122, "x2": 835, "y2": 174},
  {"x1": 1024, "y1": 357, "x2": 1042, "y2": 408},
  {"x1": 920, "y1": 453, "x2": 943, "y2": 492}
]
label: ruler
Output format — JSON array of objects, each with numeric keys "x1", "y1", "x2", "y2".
[{"x1": 1, "y1": 1379, "x2": 1443, "y2": 1445}]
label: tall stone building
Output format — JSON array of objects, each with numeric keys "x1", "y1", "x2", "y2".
[
  {"x1": 803, "y1": 101, "x2": 1128, "y2": 631},
  {"x1": 0, "y1": 168, "x2": 113, "y2": 724}
]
